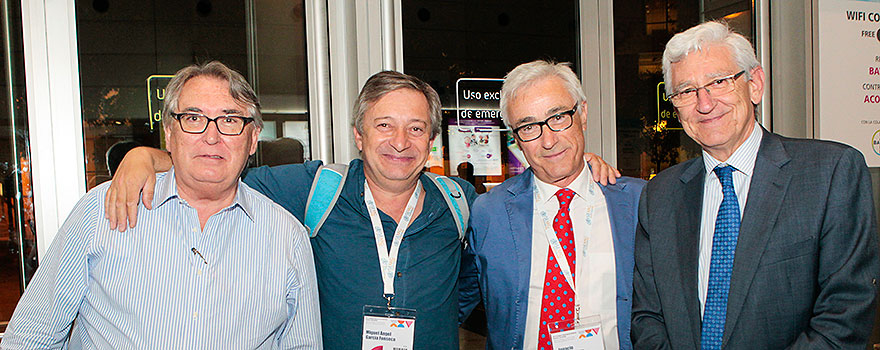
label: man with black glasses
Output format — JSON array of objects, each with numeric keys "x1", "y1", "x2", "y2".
[
  {"x1": 2, "y1": 61, "x2": 321, "y2": 349},
  {"x1": 459, "y1": 60, "x2": 644, "y2": 350}
]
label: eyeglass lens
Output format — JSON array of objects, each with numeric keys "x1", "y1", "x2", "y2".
[{"x1": 178, "y1": 113, "x2": 248, "y2": 135}]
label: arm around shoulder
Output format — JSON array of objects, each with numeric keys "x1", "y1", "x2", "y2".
[
  {"x1": 242, "y1": 161, "x2": 325, "y2": 220},
  {"x1": 104, "y1": 146, "x2": 171, "y2": 231}
]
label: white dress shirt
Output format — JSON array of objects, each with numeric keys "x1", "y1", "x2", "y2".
[
  {"x1": 698, "y1": 121, "x2": 763, "y2": 315},
  {"x1": 523, "y1": 162, "x2": 619, "y2": 349}
]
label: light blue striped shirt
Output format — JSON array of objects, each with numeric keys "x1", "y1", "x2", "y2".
[{"x1": 1, "y1": 169, "x2": 322, "y2": 349}]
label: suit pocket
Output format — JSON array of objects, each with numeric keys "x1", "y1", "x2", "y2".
[{"x1": 758, "y1": 236, "x2": 816, "y2": 267}]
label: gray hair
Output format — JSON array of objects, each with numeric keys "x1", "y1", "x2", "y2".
[
  {"x1": 662, "y1": 21, "x2": 760, "y2": 95},
  {"x1": 162, "y1": 61, "x2": 263, "y2": 129},
  {"x1": 500, "y1": 60, "x2": 586, "y2": 127},
  {"x1": 352, "y1": 71, "x2": 442, "y2": 139}
]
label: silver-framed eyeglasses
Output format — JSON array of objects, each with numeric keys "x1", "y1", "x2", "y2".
[
  {"x1": 171, "y1": 112, "x2": 254, "y2": 136},
  {"x1": 511, "y1": 103, "x2": 578, "y2": 142},
  {"x1": 667, "y1": 70, "x2": 746, "y2": 107}
]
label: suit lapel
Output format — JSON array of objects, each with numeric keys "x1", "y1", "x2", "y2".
[
  {"x1": 721, "y1": 130, "x2": 792, "y2": 347},
  {"x1": 676, "y1": 159, "x2": 706, "y2": 348},
  {"x1": 504, "y1": 169, "x2": 536, "y2": 340},
  {"x1": 600, "y1": 181, "x2": 634, "y2": 300}
]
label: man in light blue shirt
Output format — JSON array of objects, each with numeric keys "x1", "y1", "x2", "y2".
[{"x1": 1, "y1": 61, "x2": 322, "y2": 349}]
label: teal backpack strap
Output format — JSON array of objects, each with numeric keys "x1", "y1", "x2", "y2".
[
  {"x1": 303, "y1": 163, "x2": 349, "y2": 238},
  {"x1": 425, "y1": 173, "x2": 470, "y2": 241}
]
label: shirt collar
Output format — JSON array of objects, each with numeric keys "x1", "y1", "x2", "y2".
[
  {"x1": 702, "y1": 120, "x2": 763, "y2": 177},
  {"x1": 153, "y1": 167, "x2": 254, "y2": 221},
  {"x1": 533, "y1": 157, "x2": 596, "y2": 205}
]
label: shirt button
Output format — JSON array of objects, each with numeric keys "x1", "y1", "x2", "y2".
[
  {"x1": 197, "y1": 269, "x2": 202, "y2": 275},
  {"x1": 193, "y1": 312, "x2": 198, "y2": 318},
  {"x1": 396, "y1": 272, "x2": 403, "y2": 277}
]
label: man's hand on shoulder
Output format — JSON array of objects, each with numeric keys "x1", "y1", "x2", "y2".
[
  {"x1": 104, "y1": 146, "x2": 171, "y2": 232},
  {"x1": 585, "y1": 152, "x2": 622, "y2": 185}
]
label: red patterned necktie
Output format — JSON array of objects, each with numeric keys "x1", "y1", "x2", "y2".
[{"x1": 537, "y1": 188, "x2": 577, "y2": 350}]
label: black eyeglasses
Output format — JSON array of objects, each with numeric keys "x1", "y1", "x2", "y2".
[
  {"x1": 171, "y1": 112, "x2": 254, "y2": 136},
  {"x1": 511, "y1": 104, "x2": 578, "y2": 142},
  {"x1": 667, "y1": 70, "x2": 746, "y2": 107}
]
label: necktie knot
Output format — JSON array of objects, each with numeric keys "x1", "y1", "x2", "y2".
[
  {"x1": 555, "y1": 188, "x2": 575, "y2": 210},
  {"x1": 713, "y1": 165, "x2": 735, "y2": 188}
]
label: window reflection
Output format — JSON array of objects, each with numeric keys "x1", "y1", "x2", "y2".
[
  {"x1": 76, "y1": 0, "x2": 310, "y2": 190},
  {"x1": 403, "y1": 1, "x2": 579, "y2": 194},
  {"x1": 0, "y1": 0, "x2": 36, "y2": 333},
  {"x1": 614, "y1": 0, "x2": 753, "y2": 179}
]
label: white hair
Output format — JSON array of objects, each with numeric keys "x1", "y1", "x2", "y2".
[
  {"x1": 500, "y1": 60, "x2": 586, "y2": 127},
  {"x1": 662, "y1": 21, "x2": 760, "y2": 95}
]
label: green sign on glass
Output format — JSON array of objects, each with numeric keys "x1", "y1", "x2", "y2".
[{"x1": 146, "y1": 75, "x2": 174, "y2": 131}]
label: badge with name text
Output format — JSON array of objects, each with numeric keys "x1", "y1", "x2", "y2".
[
  {"x1": 362, "y1": 305, "x2": 416, "y2": 350},
  {"x1": 548, "y1": 315, "x2": 604, "y2": 350}
]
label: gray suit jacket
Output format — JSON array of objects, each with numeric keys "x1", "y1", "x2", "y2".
[{"x1": 631, "y1": 128, "x2": 880, "y2": 349}]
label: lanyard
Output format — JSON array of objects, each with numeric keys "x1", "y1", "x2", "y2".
[
  {"x1": 364, "y1": 179, "x2": 422, "y2": 306},
  {"x1": 534, "y1": 184, "x2": 595, "y2": 323}
]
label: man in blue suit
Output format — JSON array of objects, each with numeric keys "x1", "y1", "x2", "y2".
[{"x1": 460, "y1": 60, "x2": 644, "y2": 350}]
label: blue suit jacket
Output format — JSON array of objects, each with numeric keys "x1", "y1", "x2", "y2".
[{"x1": 460, "y1": 168, "x2": 645, "y2": 350}]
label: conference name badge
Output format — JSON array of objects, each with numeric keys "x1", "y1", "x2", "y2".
[
  {"x1": 362, "y1": 305, "x2": 416, "y2": 350},
  {"x1": 548, "y1": 315, "x2": 605, "y2": 350}
]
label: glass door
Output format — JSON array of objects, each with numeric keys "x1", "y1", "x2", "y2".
[
  {"x1": 75, "y1": 0, "x2": 312, "y2": 190},
  {"x1": 0, "y1": 0, "x2": 35, "y2": 335},
  {"x1": 613, "y1": 0, "x2": 754, "y2": 179},
  {"x1": 402, "y1": 1, "x2": 581, "y2": 194}
]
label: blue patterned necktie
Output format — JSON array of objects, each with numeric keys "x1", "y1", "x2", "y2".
[{"x1": 701, "y1": 165, "x2": 741, "y2": 350}]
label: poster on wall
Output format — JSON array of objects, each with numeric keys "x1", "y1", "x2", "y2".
[
  {"x1": 818, "y1": 0, "x2": 880, "y2": 166},
  {"x1": 448, "y1": 117, "x2": 502, "y2": 176},
  {"x1": 449, "y1": 78, "x2": 505, "y2": 176}
]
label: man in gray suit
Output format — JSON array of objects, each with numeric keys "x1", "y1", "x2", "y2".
[{"x1": 631, "y1": 21, "x2": 880, "y2": 349}]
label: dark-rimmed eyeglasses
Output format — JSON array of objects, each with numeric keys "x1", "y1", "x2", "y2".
[
  {"x1": 171, "y1": 112, "x2": 254, "y2": 136},
  {"x1": 511, "y1": 104, "x2": 578, "y2": 142},
  {"x1": 667, "y1": 70, "x2": 746, "y2": 107}
]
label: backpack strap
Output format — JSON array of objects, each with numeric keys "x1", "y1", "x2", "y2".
[
  {"x1": 424, "y1": 172, "x2": 470, "y2": 242},
  {"x1": 303, "y1": 163, "x2": 349, "y2": 238}
]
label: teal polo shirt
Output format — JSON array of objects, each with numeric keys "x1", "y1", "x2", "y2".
[{"x1": 244, "y1": 159, "x2": 477, "y2": 349}]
